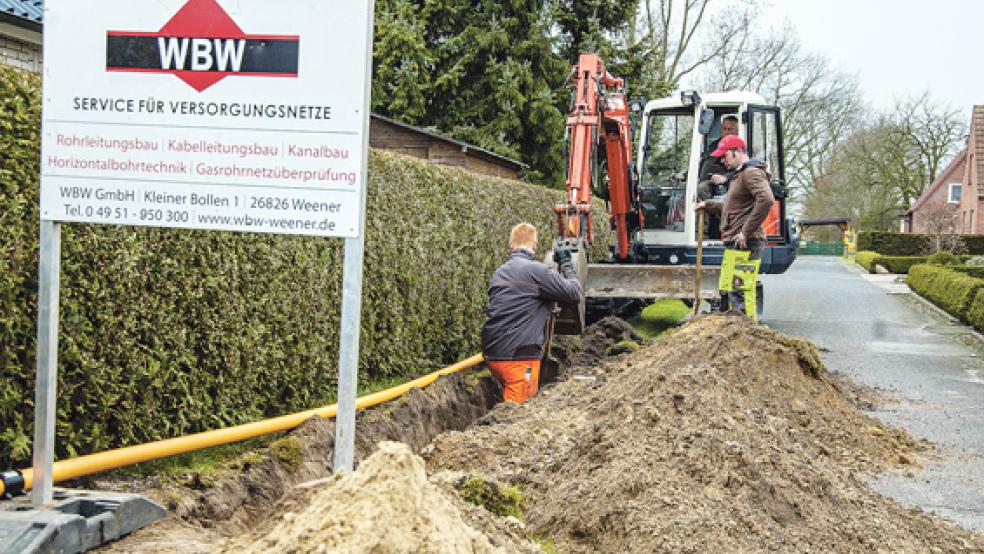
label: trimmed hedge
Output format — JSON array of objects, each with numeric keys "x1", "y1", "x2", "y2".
[
  {"x1": 950, "y1": 266, "x2": 984, "y2": 280},
  {"x1": 858, "y1": 232, "x2": 927, "y2": 256},
  {"x1": 927, "y1": 252, "x2": 961, "y2": 266},
  {"x1": 876, "y1": 256, "x2": 928, "y2": 274},
  {"x1": 855, "y1": 251, "x2": 881, "y2": 273},
  {"x1": 965, "y1": 289, "x2": 984, "y2": 333},
  {"x1": 859, "y1": 231, "x2": 984, "y2": 256},
  {"x1": 907, "y1": 264, "x2": 984, "y2": 319},
  {"x1": 0, "y1": 66, "x2": 612, "y2": 467}
]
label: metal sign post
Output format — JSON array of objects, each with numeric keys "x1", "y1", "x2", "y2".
[
  {"x1": 333, "y1": 0, "x2": 375, "y2": 473},
  {"x1": 31, "y1": 221, "x2": 61, "y2": 506}
]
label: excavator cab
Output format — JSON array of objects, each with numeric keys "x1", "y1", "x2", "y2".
[{"x1": 630, "y1": 91, "x2": 796, "y2": 272}]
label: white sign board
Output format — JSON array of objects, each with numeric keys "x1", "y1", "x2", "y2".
[{"x1": 40, "y1": 0, "x2": 370, "y2": 237}]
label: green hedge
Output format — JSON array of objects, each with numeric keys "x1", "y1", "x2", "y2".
[
  {"x1": 964, "y1": 289, "x2": 984, "y2": 333},
  {"x1": 0, "y1": 66, "x2": 612, "y2": 467},
  {"x1": 858, "y1": 232, "x2": 927, "y2": 256},
  {"x1": 858, "y1": 231, "x2": 984, "y2": 256},
  {"x1": 949, "y1": 266, "x2": 984, "y2": 280},
  {"x1": 877, "y1": 256, "x2": 928, "y2": 274},
  {"x1": 907, "y1": 264, "x2": 984, "y2": 319},
  {"x1": 855, "y1": 251, "x2": 881, "y2": 273}
]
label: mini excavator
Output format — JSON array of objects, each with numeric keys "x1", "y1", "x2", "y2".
[{"x1": 547, "y1": 53, "x2": 798, "y2": 336}]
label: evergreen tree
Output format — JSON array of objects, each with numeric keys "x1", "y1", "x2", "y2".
[
  {"x1": 372, "y1": 0, "x2": 434, "y2": 121},
  {"x1": 372, "y1": 0, "x2": 569, "y2": 185},
  {"x1": 551, "y1": 0, "x2": 640, "y2": 66}
]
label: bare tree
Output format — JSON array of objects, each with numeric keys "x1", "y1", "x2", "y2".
[
  {"x1": 633, "y1": 0, "x2": 756, "y2": 97},
  {"x1": 845, "y1": 94, "x2": 966, "y2": 209},
  {"x1": 918, "y1": 200, "x2": 965, "y2": 254},
  {"x1": 889, "y1": 93, "x2": 967, "y2": 202},
  {"x1": 802, "y1": 93, "x2": 967, "y2": 235},
  {"x1": 697, "y1": 23, "x2": 865, "y2": 201}
]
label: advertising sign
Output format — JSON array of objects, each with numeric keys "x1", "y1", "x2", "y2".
[{"x1": 40, "y1": 0, "x2": 370, "y2": 237}]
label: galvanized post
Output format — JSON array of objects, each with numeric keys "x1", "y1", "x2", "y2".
[
  {"x1": 333, "y1": 0, "x2": 375, "y2": 473},
  {"x1": 33, "y1": 220, "x2": 61, "y2": 505},
  {"x1": 333, "y1": 238, "x2": 364, "y2": 473}
]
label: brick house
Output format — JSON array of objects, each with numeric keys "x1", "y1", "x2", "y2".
[
  {"x1": 905, "y1": 105, "x2": 984, "y2": 234},
  {"x1": 0, "y1": 0, "x2": 42, "y2": 72}
]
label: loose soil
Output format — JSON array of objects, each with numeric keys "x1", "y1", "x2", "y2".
[
  {"x1": 216, "y1": 442, "x2": 539, "y2": 553},
  {"x1": 97, "y1": 371, "x2": 504, "y2": 552},
  {"x1": 97, "y1": 315, "x2": 984, "y2": 552},
  {"x1": 425, "y1": 314, "x2": 984, "y2": 553}
]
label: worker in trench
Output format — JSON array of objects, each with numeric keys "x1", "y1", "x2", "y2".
[
  {"x1": 695, "y1": 135, "x2": 775, "y2": 318},
  {"x1": 480, "y1": 223, "x2": 582, "y2": 403}
]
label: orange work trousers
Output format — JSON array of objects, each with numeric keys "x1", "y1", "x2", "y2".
[{"x1": 486, "y1": 359, "x2": 541, "y2": 404}]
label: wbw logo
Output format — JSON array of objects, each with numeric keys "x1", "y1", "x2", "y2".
[
  {"x1": 157, "y1": 38, "x2": 246, "y2": 72},
  {"x1": 106, "y1": 0, "x2": 299, "y2": 92}
]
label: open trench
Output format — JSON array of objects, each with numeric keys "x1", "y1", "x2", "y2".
[
  {"x1": 93, "y1": 318, "x2": 642, "y2": 552},
  {"x1": 94, "y1": 314, "x2": 984, "y2": 553}
]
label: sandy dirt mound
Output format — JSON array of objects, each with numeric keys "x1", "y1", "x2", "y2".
[
  {"x1": 425, "y1": 314, "x2": 984, "y2": 553},
  {"x1": 217, "y1": 442, "x2": 539, "y2": 554},
  {"x1": 97, "y1": 372, "x2": 501, "y2": 552}
]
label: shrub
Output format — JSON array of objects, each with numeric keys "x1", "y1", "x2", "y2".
[
  {"x1": 855, "y1": 251, "x2": 881, "y2": 273},
  {"x1": 949, "y1": 266, "x2": 984, "y2": 280},
  {"x1": 859, "y1": 231, "x2": 984, "y2": 256},
  {"x1": 907, "y1": 265, "x2": 984, "y2": 319},
  {"x1": 927, "y1": 252, "x2": 961, "y2": 266},
  {"x1": 965, "y1": 289, "x2": 984, "y2": 333},
  {"x1": 0, "y1": 66, "x2": 613, "y2": 467},
  {"x1": 857, "y1": 232, "x2": 927, "y2": 256},
  {"x1": 876, "y1": 256, "x2": 927, "y2": 274},
  {"x1": 962, "y1": 235, "x2": 984, "y2": 254}
]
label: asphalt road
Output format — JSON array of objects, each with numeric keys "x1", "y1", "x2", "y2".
[{"x1": 760, "y1": 256, "x2": 984, "y2": 533}]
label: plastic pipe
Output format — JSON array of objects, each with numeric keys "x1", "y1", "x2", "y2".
[{"x1": 0, "y1": 353, "x2": 485, "y2": 496}]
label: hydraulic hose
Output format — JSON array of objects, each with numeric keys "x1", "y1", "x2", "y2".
[{"x1": 0, "y1": 353, "x2": 484, "y2": 496}]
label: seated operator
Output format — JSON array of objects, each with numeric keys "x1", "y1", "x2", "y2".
[{"x1": 697, "y1": 115, "x2": 739, "y2": 201}]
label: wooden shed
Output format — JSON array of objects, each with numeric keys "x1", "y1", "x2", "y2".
[{"x1": 369, "y1": 114, "x2": 526, "y2": 180}]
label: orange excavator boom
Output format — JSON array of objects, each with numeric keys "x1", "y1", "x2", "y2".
[{"x1": 555, "y1": 53, "x2": 638, "y2": 261}]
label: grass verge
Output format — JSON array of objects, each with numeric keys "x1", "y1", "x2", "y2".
[{"x1": 629, "y1": 298, "x2": 691, "y2": 340}]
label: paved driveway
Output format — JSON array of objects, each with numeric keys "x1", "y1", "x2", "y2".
[{"x1": 760, "y1": 256, "x2": 984, "y2": 532}]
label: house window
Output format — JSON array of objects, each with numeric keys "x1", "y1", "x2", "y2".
[{"x1": 949, "y1": 183, "x2": 962, "y2": 203}]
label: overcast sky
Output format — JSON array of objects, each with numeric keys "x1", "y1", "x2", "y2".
[{"x1": 759, "y1": 0, "x2": 983, "y2": 117}]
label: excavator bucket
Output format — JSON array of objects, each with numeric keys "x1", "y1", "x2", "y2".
[
  {"x1": 545, "y1": 240, "x2": 589, "y2": 335},
  {"x1": 585, "y1": 264, "x2": 721, "y2": 300},
  {"x1": 546, "y1": 245, "x2": 722, "y2": 336}
]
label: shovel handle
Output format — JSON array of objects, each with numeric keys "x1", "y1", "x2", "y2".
[{"x1": 694, "y1": 210, "x2": 705, "y2": 315}]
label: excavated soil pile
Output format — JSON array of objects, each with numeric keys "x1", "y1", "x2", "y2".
[
  {"x1": 425, "y1": 314, "x2": 984, "y2": 553},
  {"x1": 217, "y1": 441, "x2": 539, "y2": 554},
  {"x1": 551, "y1": 316, "x2": 644, "y2": 373}
]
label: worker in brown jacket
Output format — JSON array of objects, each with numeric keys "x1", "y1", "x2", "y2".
[{"x1": 695, "y1": 135, "x2": 774, "y2": 314}]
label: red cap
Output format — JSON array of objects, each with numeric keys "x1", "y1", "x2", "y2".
[{"x1": 711, "y1": 135, "x2": 746, "y2": 158}]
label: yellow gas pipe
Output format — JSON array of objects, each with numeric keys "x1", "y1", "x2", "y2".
[{"x1": 0, "y1": 354, "x2": 484, "y2": 496}]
